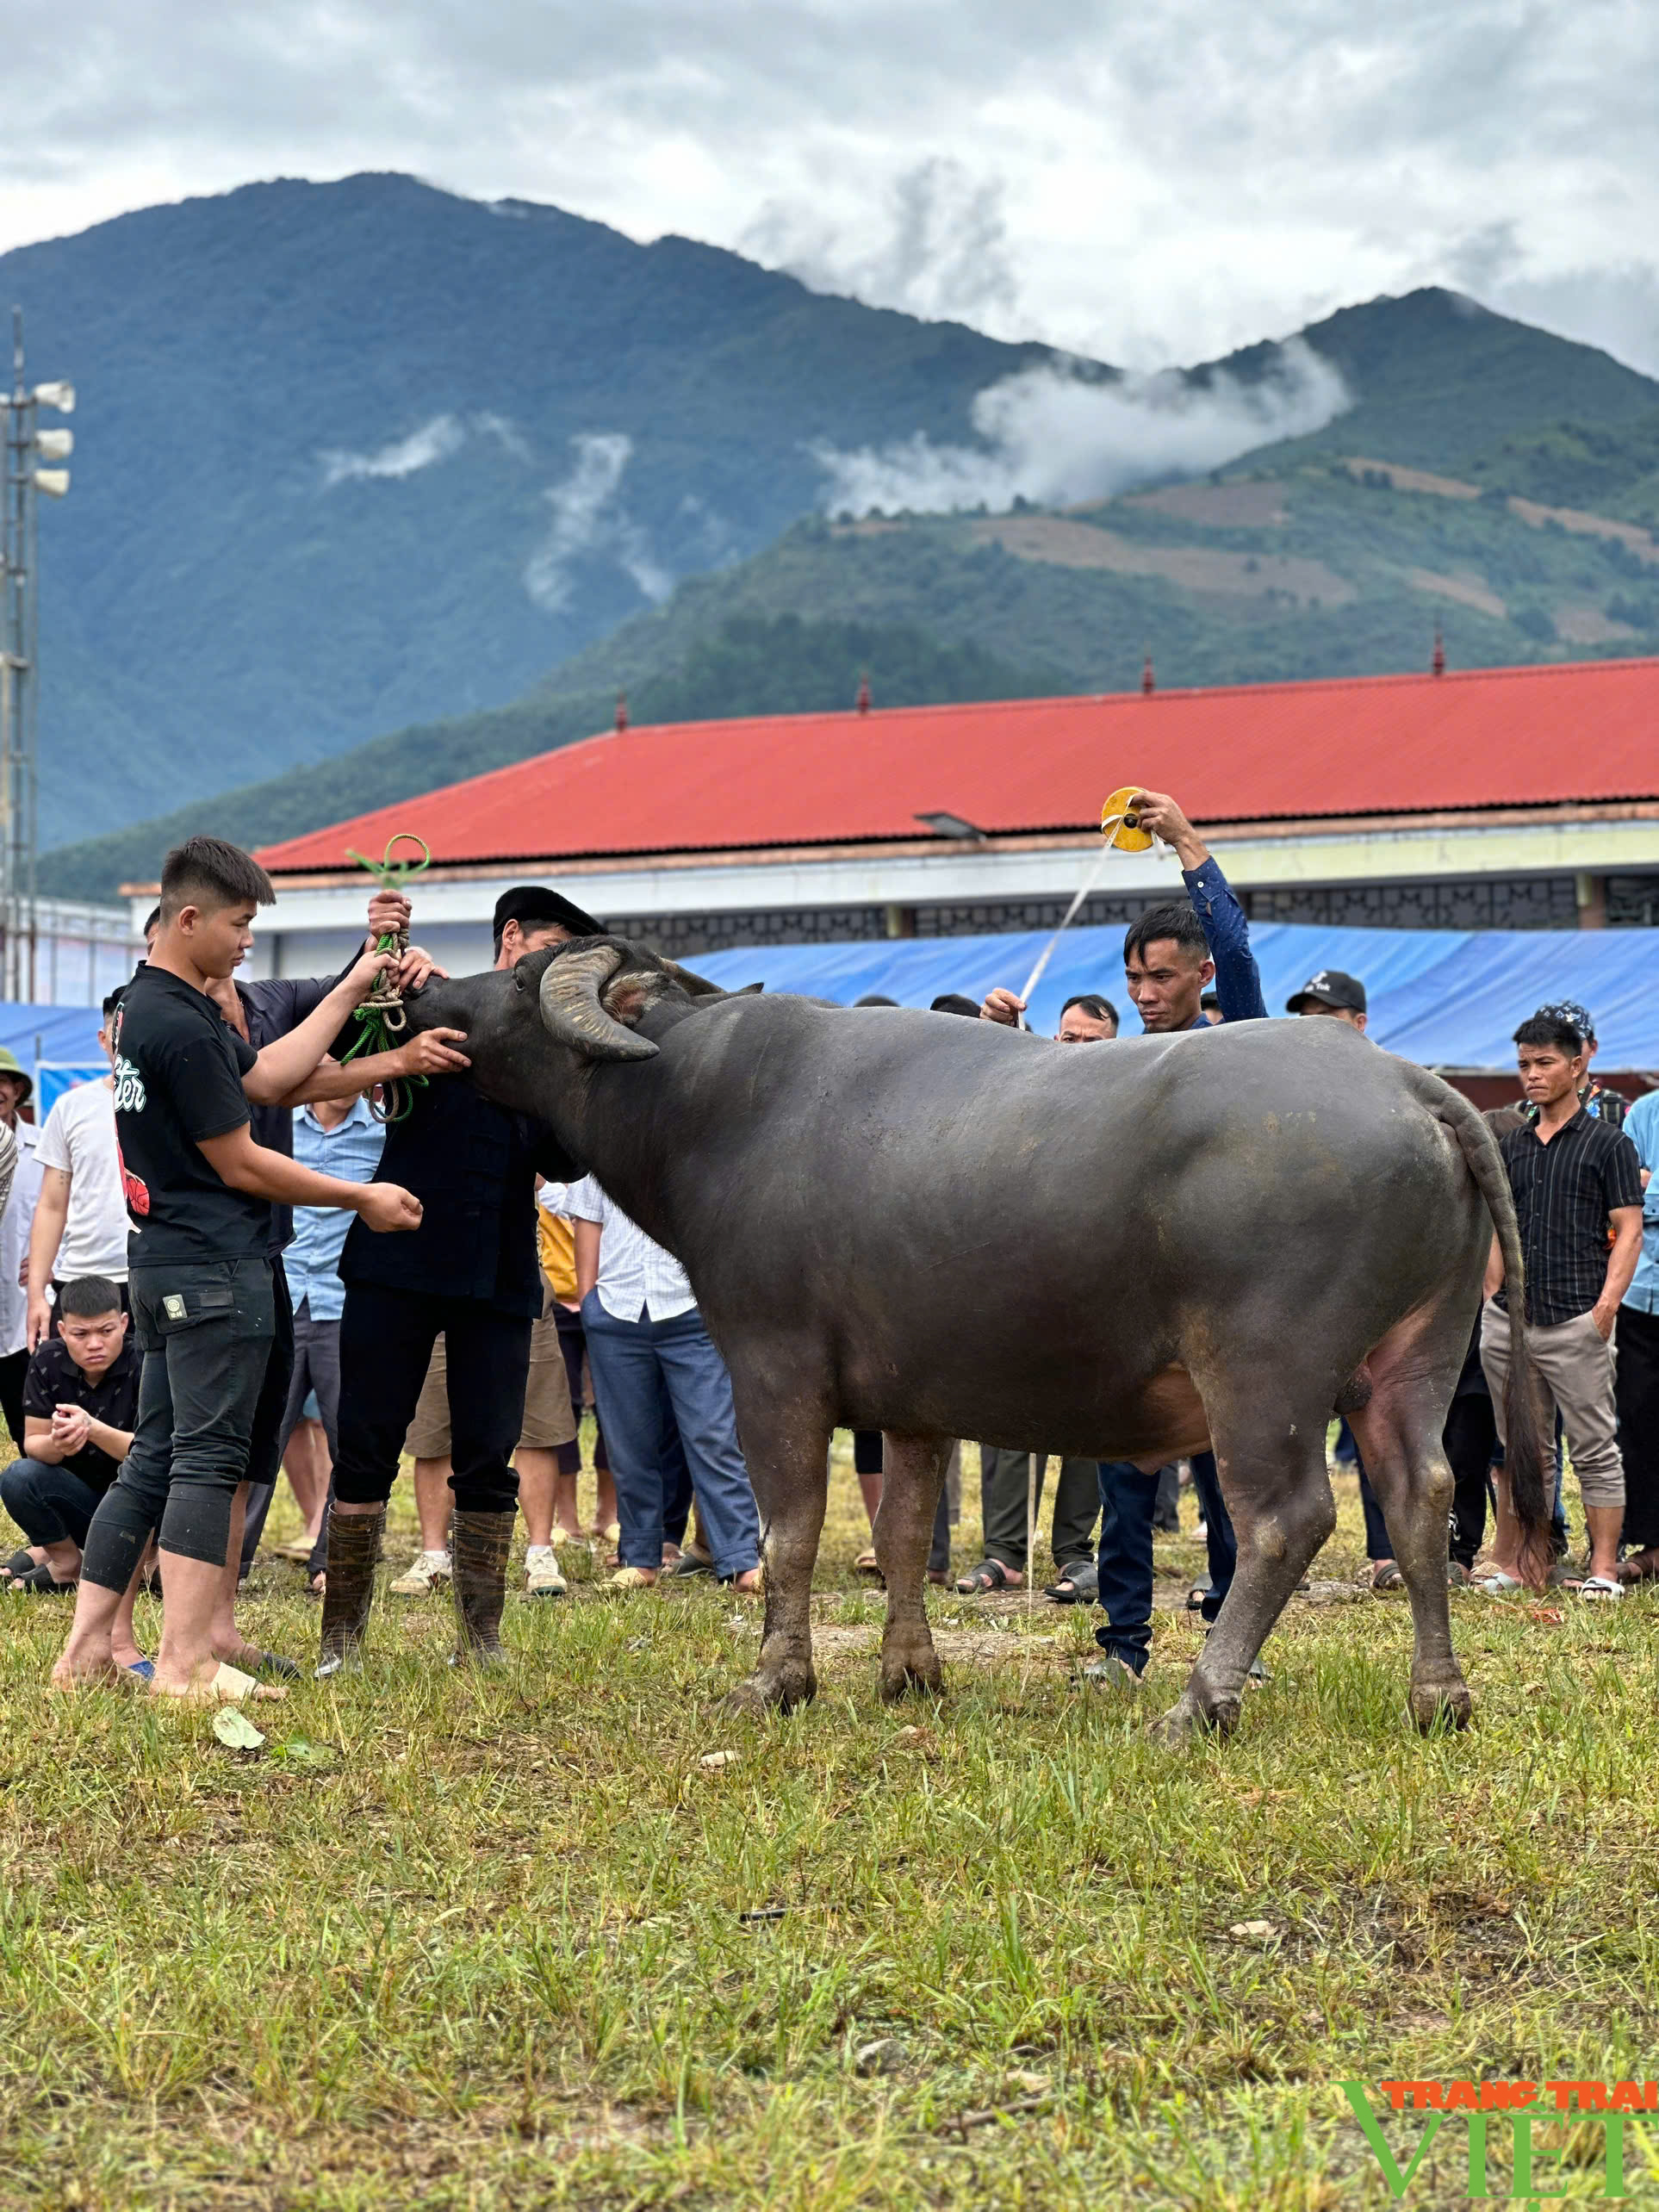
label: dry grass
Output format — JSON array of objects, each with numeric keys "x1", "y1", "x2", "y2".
[{"x1": 2, "y1": 1439, "x2": 1657, "y2": 2209}]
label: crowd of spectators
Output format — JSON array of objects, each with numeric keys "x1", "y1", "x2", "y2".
[{"x1": 1, "y1": 795, "x2": 1653, "y2": 1699}]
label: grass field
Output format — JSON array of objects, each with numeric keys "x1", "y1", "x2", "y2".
[{"x1": 2, "y1": 1439, "x2": 1656, "y2": 2210}]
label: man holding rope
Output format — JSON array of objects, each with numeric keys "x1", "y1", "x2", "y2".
[
  {"x1": 979, "y1": 788, "x2": 1267, "y2": 1689},
  {"x1": 319, "y1": 885, "x2": 601, "y2": 1676}
]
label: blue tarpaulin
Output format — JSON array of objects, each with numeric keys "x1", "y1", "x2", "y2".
[
  {"x1": 0, "y1": 1002, "x2": 105, "y2": 1085},
  {"x1": 693, "y1": 921, "x2": 1659, "y2": 1071}
]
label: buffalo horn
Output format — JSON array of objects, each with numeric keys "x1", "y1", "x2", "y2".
[{"x1": 537, "y1": 943, "x2": 660, "y2": 1062}]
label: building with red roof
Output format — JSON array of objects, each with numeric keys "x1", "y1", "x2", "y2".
[{"x1": 216, "y1": 656, "x2": 1659, "y2": 979}]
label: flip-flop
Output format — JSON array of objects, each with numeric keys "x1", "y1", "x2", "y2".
[
  {"x1": 1045, "y1": 1561, "x2": 1098, "y2": 1605},
  {"x1": 154, "y1": 1662, "x2": 288, "y2": 1705},
  {"x1": 1476, "y1": 1570, "x2": 1526, "y2": 1595},
  {"x1": 2, "y1": 1546, "x2": 35, "y2": 1582},
  {"x1": 270, "y1": 1538, "x2": 317, "y2": 1563},
  {"x1": 125, "y1": 1657, "x2": 156, "y2": 1683},
  {"x1": 854, "y1": 1550, "x2": 882, "y2": 1576},
  {"x1": 1370, "y1": 1562, "x2": 1405, "y2": 1593},
  {"x1": 238, "y1": 1649, "x2": 301, "y2": 1681},
  {"x1": 1618, "y1": 1550, "x2": 1659, "y2": 1584},
  {"x1": 954, "y1": 1558, "x2": 1018, "y2": 1595},
  {"x1": 601, "y1": 1567, "x2": 656, "y2": 1593}
]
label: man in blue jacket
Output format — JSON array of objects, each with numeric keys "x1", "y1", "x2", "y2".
[{"x1": 981, "y1": 787, "x2": 1268, "y2": 1688}]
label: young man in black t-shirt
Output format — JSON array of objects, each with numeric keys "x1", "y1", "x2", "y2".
[
  {"x1": 53, "y1": 837, "x2": 424, "y2": 1700},
  {"x1": 1, "y1": 1277, "x2": 140, "y2": 1599}
]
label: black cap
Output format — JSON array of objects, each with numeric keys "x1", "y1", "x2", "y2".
[
  {"x1": 492, "y1": 885, "x2": 605, "y2": 941},
  {"x1": 1287, "y1": 968, "x2": 1366, "y2": 1016}
]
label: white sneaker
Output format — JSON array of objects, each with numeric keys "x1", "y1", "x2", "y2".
[
  {"x1": 389, "y1": 1548, "x2": 451, "y2": 1596},
  {"x1": 525, "y1": 1545, "x2": 569, "y2": 1598}
]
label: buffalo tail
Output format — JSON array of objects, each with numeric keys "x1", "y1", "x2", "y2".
[{"x1": 1420, "y1": 1078, "x2": 1552, "y2": 1585}]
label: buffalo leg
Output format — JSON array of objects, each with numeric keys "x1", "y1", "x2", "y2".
[
  {"x1": 1152, "y1": 1412, "x2": 1335, "y2": 1742},
  {"x1": 873, "y1": 1432, "x2": 949, "y2": 1701},
  {"x1": 724, "y1": 1392, "x2": 830, "y2": 1716},
  {"x1": 1351, "y1": 1372, "x2": 1471, "y2": 1732}
]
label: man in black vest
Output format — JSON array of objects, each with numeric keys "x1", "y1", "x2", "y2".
[{"x1": 320, "y1": 886, "x2": 603, "y2": 1675}]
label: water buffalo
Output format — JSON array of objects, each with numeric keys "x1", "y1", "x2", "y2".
[{"x1": 405, "y1": 938, "x2": 1548, "y2": 1737}]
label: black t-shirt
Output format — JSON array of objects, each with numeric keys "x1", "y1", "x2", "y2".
[
  {"x1": 22, "y1": 1335, "x2": 141, "y2": 1494},
  {"x1": 113, "y1": 963, "x2": 272, "y2": 1264}
]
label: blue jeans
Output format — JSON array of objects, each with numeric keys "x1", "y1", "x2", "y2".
[
  {"x1": 0, "y1": 1457, "x2": 103, "y2": 1549},
  {"x1": 581, "y1": 1296, "x2": 761, "y2": 1578},
  {"x1": 1094, "y1": 1451, "x2": 1237, "y2": 1673}
]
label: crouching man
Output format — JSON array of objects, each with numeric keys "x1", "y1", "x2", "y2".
[{"x1": 1, "y1": 1279, "x2": 140, "y2": 1617}]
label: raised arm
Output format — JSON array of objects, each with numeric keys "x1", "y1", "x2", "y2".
[
  {"x1": 240, "y1": 946, "x2": 398, "y2": 1104},
  {"x1": 1129, "y1": 789, "x2": 1268, "y2": 1024}
]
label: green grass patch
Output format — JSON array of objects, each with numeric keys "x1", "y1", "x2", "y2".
[{"x1": 2, "y1": 1447, "x2": 1656, "y2": 2208}]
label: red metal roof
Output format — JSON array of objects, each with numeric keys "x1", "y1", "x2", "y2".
[{"x1": 257, "y1": 656, "x2": 1659, "y2": 874}]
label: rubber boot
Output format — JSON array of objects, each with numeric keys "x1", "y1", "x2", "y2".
[
  {"x1": 317, "y1": 1506, "x2": 385, "y2": 1678},
  {"x1": 451, "y1": 1509, "x2": 514, "y2": 1666}
]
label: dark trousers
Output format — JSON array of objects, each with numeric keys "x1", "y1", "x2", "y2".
[
  {"x1": 854, "y1": 1430, "x2": 951, "y2": 1577},
  {"x1": 582, "y1": 1296, "x2": 760, "y2": 1576},
  {"x1": 979, "y1": 1445, "x2": 1098, "y2": 1575},
  {"x1": 552, "y1": 1302, "x2": 609, "y2": 1478},
  {"x1": 240, "y1": 1298, "x2": 335, "y2": 1578},
  {"x1": 79, "y1": 1255, "x2": 277, "y2": 1590},
  {"x1": 0, "y1": 1349, "x2": 28, "y2": 1452},
  {"x1": 0, "y1": 1457, "x2": 103, "y2": 1549},
  {"x1": 1094, "y1": 1450, "x2": 1235, "y2": 1672},
  {"x1": 333, "y1": 1283, "x2": 532, "y2": 1517},
  {"x1": 1617, "y1": 1304, "x2": 1659, "y2": 1552}
]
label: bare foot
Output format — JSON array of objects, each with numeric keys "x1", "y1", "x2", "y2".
[
  {"x1": 726, "y1": 1569, "x2": 763, "y2": 1594},
  {"x1": 50, "y1": 1645, "x2": 121, "y2": 1691}
]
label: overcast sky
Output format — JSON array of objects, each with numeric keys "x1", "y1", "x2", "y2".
[{"x1": 3, "y1": 0, "x2": 1657, "y2": 376}]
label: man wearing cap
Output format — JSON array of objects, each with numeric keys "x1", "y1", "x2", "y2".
[
  {"x1": 320, "y1": 885, "x2": 599, "y2": 1676},
  {"x1": 0, "y1": 1047, "x2": 41, "y2": 1451},
  {"x1": 1286, "y1": 970, "x2": 1368, "y2": 1030}
]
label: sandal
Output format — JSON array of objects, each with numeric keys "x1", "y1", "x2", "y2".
[
  {"x1": 601, "y1": 1566, "x2": 656, "y2": 1592},
  {"x1": 1370, "y1": 1562, "x2": 1405, "y2": 1593},
  {"x1": 1, "y1": 1546, "x2": 36, "y2": 1583},
  {"x1": 854, "y1": 1549, "x2": 882, "y2": 1575},
  {"x1": 1045, "y1": 1561, "x2": 1098, "y2": 1605},
  {"x1": 954, "y1": 1558, "x2": 1019, "y2": 1595},
  {"x1": 153, "y1": 1662, "x2": 287, "y2": 1705},
  {"x1": 1619, "y1": 1549, "x2": 1659, "y2": 1584},
  {"x1": 1476, "y1": 1570, "x2": 1526, "y2": 1594},
  {"x1": 1577, "y1": 1575, "x2": 1625, "y2": 1602},
  {"x1": 5, "y1": 1560, "x2": 78, "y2": 1593}
]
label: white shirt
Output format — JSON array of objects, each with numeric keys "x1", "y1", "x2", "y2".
[
  {"x1": 561, "y1": 1175, "x2": 697, "y2": 1323},
  {"x1": 0, "y1": 1120, "x2": 41, "y2": 1358},
  {"x1": 35, "y1": 1078, "x2": 129, "y2": 1282}
]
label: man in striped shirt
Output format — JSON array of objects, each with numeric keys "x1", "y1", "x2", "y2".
[{"x1": 1479, "y1": 1011, "x2": 1644, "y2": 1599}]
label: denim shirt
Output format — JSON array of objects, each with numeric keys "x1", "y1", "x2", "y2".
[
  {"x1": 1181, "y1": 855, "x2": 1268, "y2": 1026},
  {"x1": 283, "y1": 1097, "x2": 385, "y2": 1322},
  {"x1": 1622, "y1": 1089, "x2": 1659, "y2": 1315}
]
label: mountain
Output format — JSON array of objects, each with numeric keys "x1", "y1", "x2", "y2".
[
  {"x1": 5, "y1": 172, "x2": 1067, "y2": 844},
  {"x1": 43, "y1": 436, "x2": 1659, "y2": 904},
  {"x1": 15, "y1": 165, "x2": 1659, "y2": 857}
]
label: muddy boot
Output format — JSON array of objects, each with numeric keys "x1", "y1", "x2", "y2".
[
  {"x1": 316, "y1": 1507, "x2": 385, "y2": 1678},
  {"x1": 451, "y1": 1509, "x2": 514, "y2": 1666}
]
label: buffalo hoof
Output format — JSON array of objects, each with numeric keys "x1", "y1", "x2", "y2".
[
  {"x1": 724, "y1": 1667, "x2": 816, "y2": 1718},
  {"x1": 1149, "y1": 1690, "x2": 1239, "y2": 1743},
  {"x1": 878, "y1": 1655, "x2": 945, "y2": 1704},
  {"x1": 1408, "y1": 1680, "x2": 1472, "y2": 1734}
]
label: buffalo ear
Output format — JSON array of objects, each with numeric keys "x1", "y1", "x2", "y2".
[
  {"x1": 600, "y1": 971, "x2": 673, "y2": 1028},
  {"x1": 735, "y1": 982, "x2": 764, "y2": 995},
  {"x1": 658, "y1": 958, "x2": 725, "y2": 998}
]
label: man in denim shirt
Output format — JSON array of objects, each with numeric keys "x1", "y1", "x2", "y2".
[
  {"x1": 1616, "y1": 1087, "x2": 1659, "y2": 1582},
  {"x1": 983, "y1": 786, "x2": 1267, "y2": 1688}
]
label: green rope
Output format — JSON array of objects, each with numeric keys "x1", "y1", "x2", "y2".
[{"x1": 342, "y1": 835, "x2": 432, "y2": 1123}]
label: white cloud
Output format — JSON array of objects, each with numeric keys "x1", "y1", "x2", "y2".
[
  {"x1": 811, "y1": 339, "x2": 1351, "y2": 517},
  {"x1": 524, "y1": 432, "x2": 672, "y2": 612},
  {"x1": 320, "y1": 413, "x2": 466, "y2": 487}
]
